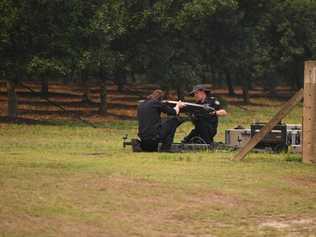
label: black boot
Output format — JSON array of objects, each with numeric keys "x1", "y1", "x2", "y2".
[{"x1": 131, "y1": 139, "x2": 143, "y2": 152}]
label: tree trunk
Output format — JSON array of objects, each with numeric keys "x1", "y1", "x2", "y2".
[
  {"x1": 82, "y1": 86, "x2": 90, "y2": 103},
  {"x1": 99, "y1": 80, "x2": 107, "y2": 115},
  {"x1": 116, "y1": 71, "x2": 126, "y2": 92},
  {"x1": 225, "y1": 72, "x2": 235, "y2": 96},
  {"x1": 264, "y1": 71, "x2": 277, "y2": 97},
  {"x1": 64, "y1": 66, "x2": 75, "y2": 85},
  {"x1": 242, "y1": 86, "x2": 250, "y2": 104},
  {"x1": 240, "y1": 73, "x2": 250, "y2": 103},
  {"x1": 7, "y1": 80, "x2": 17, "y2": 119},
  {"x1": 41, "y1": 77, "x2": 49, "y2": 97},
  {"x1": 118, "y1": 83, "x2": 123, "y2": 92},
  {"x1": 131, "y1": 72, "x2": 136, "y2": 83},
  {"x1": 81, "y1": 70, "x2": 91, "y2": 103},
  {"x1": 242, "y1": 85, "x2": 250, "y2": 103}
]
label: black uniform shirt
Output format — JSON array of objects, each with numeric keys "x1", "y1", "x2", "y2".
[
  {"x1": 137, "y1": 99, "x2": 176, "y2": 141},
  {"x1": 195, "y1": 96, "x2": 222, "y2": 127}
]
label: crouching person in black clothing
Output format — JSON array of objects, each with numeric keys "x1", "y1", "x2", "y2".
[
  {"x1": 183, "y1": 85, "x2": 228, "y2": 145},
  {"x1": 137, "y1": 89, "x2": 185, "y2": 152}
]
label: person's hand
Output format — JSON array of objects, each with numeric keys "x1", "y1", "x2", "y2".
[
  {"x1": 174, "y1": 100, "x2": 185, "y2": 115},
  {"x1": 176, "y1": 100, "x2": 186, "y2": 109},
  {"x1": 215, "y1": 109, "x2": 228, "y2": 117},
  {"x1": 203, "y1": 104, "x2": 215, "y2": 114}
]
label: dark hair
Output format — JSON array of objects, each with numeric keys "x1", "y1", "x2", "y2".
[{"x1": 146, "y1": 89, "x2": 164, "y2": 101}]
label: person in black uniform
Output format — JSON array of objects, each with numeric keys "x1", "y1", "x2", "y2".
[
  {"x1": 137, "y1": 89, "x2": 185, "y2": 152},
  {"x1": 182, "y1": 85, "x2": 227, "y2": 144}
]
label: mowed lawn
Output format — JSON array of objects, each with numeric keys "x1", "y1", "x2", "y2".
[{"x1": 1, "y1": 102, "x2": 316, "y2": 237}]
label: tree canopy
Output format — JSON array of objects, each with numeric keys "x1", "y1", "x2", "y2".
[{"x1": 1, "y1": 0, "x2": 315, "y2": 103}]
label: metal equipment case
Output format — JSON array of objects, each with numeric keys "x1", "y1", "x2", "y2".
[{"x1": 225, "y1": 128, "x2": 251, "y2": 149}]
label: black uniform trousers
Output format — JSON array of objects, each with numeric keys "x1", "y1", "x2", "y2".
[
  {"x1": 184, "y1": 120, "x2": 217, "y2": 144},
  {"x1": 140, "y1": 117, "x2": 183, "y2": 152}
]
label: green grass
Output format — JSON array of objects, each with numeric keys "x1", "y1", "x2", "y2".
[{"x1": 1, "y1": 102, "x2": 316, "y2": 237}]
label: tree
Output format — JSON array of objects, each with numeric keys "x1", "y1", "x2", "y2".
[
  {"x1": 1, "y1": 0, "x2": 316, "y2": 118},
  {"x1": 0, "y1": 0, "x2": 28, "y2": 118}
]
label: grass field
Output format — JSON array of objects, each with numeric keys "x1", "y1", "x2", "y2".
[{"x1": 1, "y1": 102, "x2": 316, "y2": 237}]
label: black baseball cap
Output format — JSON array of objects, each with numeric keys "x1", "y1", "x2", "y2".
[{"x1": 189, "y1": 84, "x2": 211, "y2": 96}]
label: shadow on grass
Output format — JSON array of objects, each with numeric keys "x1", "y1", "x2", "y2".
[
  {"x1": 0, "y1": 116, "x2": 137, "y2": 129},
  {"x1": 0, "y1": 116, "x2": 86, "y2": 127},
  {"x1": 18, "y1": 109, "x2": 135, "y2": 119}
]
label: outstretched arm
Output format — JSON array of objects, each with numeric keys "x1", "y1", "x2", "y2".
[
  {"x1": 215, "y1": 109, "x2": 227, "y2": 117},
  {"x1": 160, "y1": 100, "x2": 185, "y2": 115}
]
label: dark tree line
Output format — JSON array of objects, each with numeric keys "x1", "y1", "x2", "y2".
[{"x1": 1, "y1": 0, "x2": 316, "y2": 118}]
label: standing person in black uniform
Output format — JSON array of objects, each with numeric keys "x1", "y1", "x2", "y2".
[
  {"x1": 182, "y1": 85, "x2": 227, "y2": 144},
  {"x1": 137, "y1": 89, "x2": 185, "y2": 152}
]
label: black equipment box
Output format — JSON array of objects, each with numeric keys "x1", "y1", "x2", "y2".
[{"x1": 251, "y1": 122, "x2": 288, "y2": 152}]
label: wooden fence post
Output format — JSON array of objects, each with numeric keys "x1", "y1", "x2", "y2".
[{"x1": 303, "y1": 61, "x2": 316, "y2": 164}]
